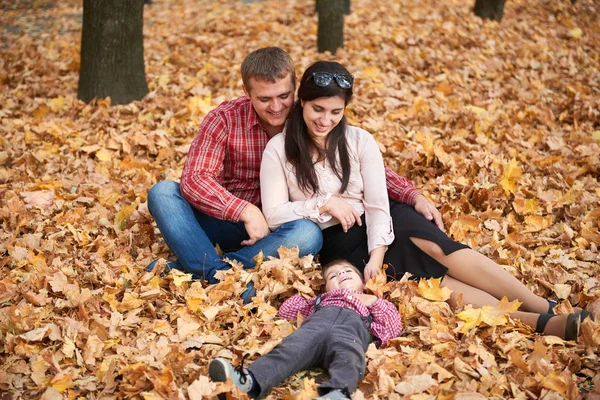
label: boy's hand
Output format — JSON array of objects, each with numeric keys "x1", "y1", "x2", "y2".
[{"x1": 353, "y1": 292, "x2": 378, "y2": 307}]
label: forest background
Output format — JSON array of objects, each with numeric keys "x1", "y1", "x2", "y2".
[{"x1": 0, "y1": 0, "x2": 599, "y2": 398}]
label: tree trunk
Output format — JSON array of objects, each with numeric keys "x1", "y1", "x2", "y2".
[
  {"x1": 317, "y1": 0, "x2": 344, "y2": 53},
  {"x1": 78, "y1": 0, "x2": 149, "y2": 105},
  {"x1": 315, "y1": 0, "x2": 350, "y2": 15},
  {"x1": 473, "y1": 0, "x2": 505, "y2": 21}
]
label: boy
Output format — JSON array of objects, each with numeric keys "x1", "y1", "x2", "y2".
[{"x1": 209, "y1": 260, "x2": 403, "y2": 399}]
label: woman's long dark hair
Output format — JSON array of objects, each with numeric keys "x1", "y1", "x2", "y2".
[{"x1": 285, "y1": 61, "x2": 353, "y2": 195}]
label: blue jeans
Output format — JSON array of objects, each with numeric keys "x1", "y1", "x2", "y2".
[{"x1": 147, "y1": 180, "x2": 323, "y2": 284}]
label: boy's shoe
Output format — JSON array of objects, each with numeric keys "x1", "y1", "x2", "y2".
[
  {"x1": 314, "y1": 389, "x2": 351, "y2": 399},
  {"x1": 242, "y1": 281, "x2": 257, "y2": 304},
  {"x1": 209, "y1": 357, "x2": 253, "y2": 393}
]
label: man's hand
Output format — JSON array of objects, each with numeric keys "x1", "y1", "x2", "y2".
[
  {"x1": 414, "y1": 194, "x2": 444, "y2": 232},
  {"x1": 240, "y1": 204, "x2": 270, "y2": 246},
  {"x1": 320, "y1": 196, "x2": 362, "y2": 232}
]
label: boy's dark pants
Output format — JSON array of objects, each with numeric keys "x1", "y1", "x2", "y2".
[{"x1": 248, "y1": 306, "x2": 371, "y2": 398}]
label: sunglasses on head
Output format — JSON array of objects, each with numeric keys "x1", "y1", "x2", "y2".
[{"x1": 312, "y1": 72, "x2": 354, "y2": 89}]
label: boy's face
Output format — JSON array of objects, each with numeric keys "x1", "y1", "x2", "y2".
[{"x1": 324, "y1": 263, "x2": 364, "y2": 293}]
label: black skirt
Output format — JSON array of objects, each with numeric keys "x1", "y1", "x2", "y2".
[{"x1": 319, "y1": 202, "x2": 470, "y2": 280}]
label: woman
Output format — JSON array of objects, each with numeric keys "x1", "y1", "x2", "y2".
[{"x1": 260, "y1": 61, "x2": 587, "y2": 340}]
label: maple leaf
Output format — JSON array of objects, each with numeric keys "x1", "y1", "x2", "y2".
[
  {"x1": 188, "y1": 376, "x2": 215, "y2": 399},
  {"x1": 417, "y1": 278, "x2": 452, "y2": 301},
  {"x1": 499, "y1": 158, "x2": 522, "y2": 195},
  {"x1": 49, "y1": 96, "x2": 65, "y2": 113},
  {"x1": 457, "y1": 297, "x2": 522, "y2": 334},
  {"x1": 523, "y1": 215, "x2": 552, "y2": 233},
  {"x1": 187, "y1": 95, "x2": 214, "y2": 117},
  {"x1": 394, "y1": 374, "x2": 437, "y2": 395},
  {"x1": 114, "y1": 199, "x2": 140, "y2": 230}
]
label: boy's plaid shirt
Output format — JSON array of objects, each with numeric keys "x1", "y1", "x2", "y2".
[{"x1": 278, "y1": 288, "x2": 403, "y2": 347}]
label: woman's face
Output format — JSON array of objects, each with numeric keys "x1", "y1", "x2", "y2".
[{"x1": 301, "y1": 96, "x2": 345, "y2": 145}]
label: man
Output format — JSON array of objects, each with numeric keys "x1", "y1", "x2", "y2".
[
  {"x1": 147, "y1": 47, "x2": 443, "y2": 302},
  {"x1": 147, "y1": 47, "x2": 322, "y2": 303}
]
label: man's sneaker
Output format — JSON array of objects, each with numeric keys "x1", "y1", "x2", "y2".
[
  {"x1": 314, "y1": 389, "x2": 350, "y2": 399},
  {"x1": 242, "y1": 281, "x2": 257, "y2": 304},
  {"x1": 209, "y1": 357, "x2": 253, "y2": 393}
]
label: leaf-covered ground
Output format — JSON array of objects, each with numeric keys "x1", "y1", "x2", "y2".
[{"x1": 1, "y1": 0, "x2": 599, "y2": 398}]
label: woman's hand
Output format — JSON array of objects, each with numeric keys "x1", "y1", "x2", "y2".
[
  {"x1": 363, "y1": 246, "x2": 386, "y2": 282},
  {"x1": 414, "y1": 194, "x2": 444, "y2": 232},
  {"x1": 364, "y1": 261, "x2": 384, "y2": 282},
  {"x1": 320, "y1": 196, "x2": 362, "y2": 232}
]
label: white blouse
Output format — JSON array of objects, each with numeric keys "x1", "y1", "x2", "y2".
[{"x1": 260, "y1": 125, "x2": 394, "y2": 253}]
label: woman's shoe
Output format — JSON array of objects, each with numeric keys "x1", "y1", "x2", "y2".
[
  {"x1": 547, "y1": 299, "x2": 558, "y2": 314},
  {"x1": 547, "y1": 299, "x2": 593, "y2": 321},
  {"x1": 536, "y1": 313, "x2": 580, "y2": 341}
]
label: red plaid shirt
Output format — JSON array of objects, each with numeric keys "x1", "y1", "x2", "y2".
[
  {"x1": 180, "y1": 97, "x2": 421, "y2": 222},
  {"x1": 278, "y1": 288, "x2": 403, "y2": 347}
]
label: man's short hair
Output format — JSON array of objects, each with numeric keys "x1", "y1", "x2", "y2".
[
  {"x1": 241, "y1": 47, "x2": 296, "y2": 93},
  {"x1": 322, "y1": 259, "x2": 364, "y2": 282}
]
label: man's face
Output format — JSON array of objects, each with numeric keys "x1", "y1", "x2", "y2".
[
  {"x1": 324, "y1": 263, "x2": 364, "y2": 293},
  {"x1": 244, "y1": 74, "x2": 295, "y2": 134}
]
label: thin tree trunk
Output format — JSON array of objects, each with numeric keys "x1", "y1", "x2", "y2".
[
  {"x1": 317, "y1": 0, "x2": 344, "y2": 53},
  {"x1": 473, "y1": 0, "x2": 505, "y2": 21},
  {"x1": 78, "y1": 0, "x2": 149, "y2": 105}
]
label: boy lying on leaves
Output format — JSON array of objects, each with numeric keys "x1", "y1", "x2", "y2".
[{"x1": 209, "y1": 259, "x2": 402, "y2": 399}]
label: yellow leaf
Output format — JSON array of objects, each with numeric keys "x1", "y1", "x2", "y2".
[
  {"x1": 50, "y1": 96, "x2": 65, "y2": 113},
  {"x1": 415, "y1": 130, "x2": 434, "y2": 164},
  {"x1": 434, "y1": 146, "x2": 452, "y2": 166},
  {"x1": 114, "y1": 200, "x2": 140, "y2": 230},
  {"x1": 465, "y1": 105, "x2": 488, "y2": 119},
  {"x1": 51, "y1": 370, "x2": 76, "y2": 392},
  {"x1": 119, "y1": 292, "x2": 144, "y2": 311},
  {"x1": 456, "y1": 307, "x2": 482, "y2": 333},
  {"x1": 499, "y1": 158, "x2": 522, "y2": 195},
  {"x1": 253, "y1": 251, "x2": 264, "y2": 268},
  {"x1": 434, "y1": 82, "x2": 454, "y2": 95},
  {"x1": 417, "y1": 278, "x2": 452, "y2": 301},
  {"x1": 457, "y1": 297, "x2": 522, "y2": 333},
  {"x1": 157, "y1": 74, "x2": 170, "y2": 88},
  {"x1": 172, "y1": 271, "x2": 193, "y2": 287},
  {"x1": 295, "y1": 377, "x2": 319, "y2": 400},
  {"x1": 185, "y1": 282, "x2": 207, "y2": 312},
  {"x1": 361, "y1": 66, "x2": 380, "y2": 79},
  {"x1": 541, "y1": 372, "x2": 568, "y2": 395},
  {"x1": 592, "y1": 131, "x2": 600, "y2": 141},
  {"x1": 523, "y1": 215, "x2": 553, "y2": 233},
  {"x1": 100, "y1": 191, "x2": 121, "y2": 207},
  {"x1": 188, "y1": 95, "x2": 214, "y2": 117},
  {"x1": 95, "y1": 148, "x2": 113, "y2": 162},
  {"x1": 568, "y1": 27, "x2": 583, "y2": 39}
]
